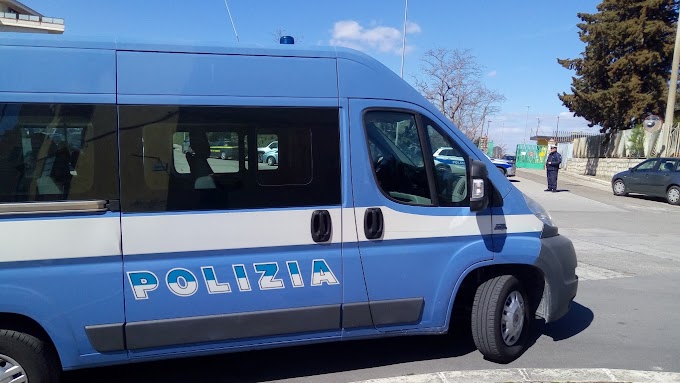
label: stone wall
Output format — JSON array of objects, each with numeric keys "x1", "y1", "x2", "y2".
[{"x1": 564, "y1": 157, "x2": 645, "y2": 180}]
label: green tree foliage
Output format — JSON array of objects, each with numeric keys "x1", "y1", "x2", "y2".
[
  {"x1": 627, "y1": 124, "x2": 645, "y2": 156},
  {"x1": 558, "y1": 0, "x2": 679, "y2": 133}
]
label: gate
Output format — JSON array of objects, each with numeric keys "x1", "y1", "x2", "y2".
[{"x1": 515, "y1": 144, "x2": 547, "y2": 169}]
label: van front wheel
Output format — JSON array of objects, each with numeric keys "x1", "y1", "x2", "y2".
[
  {"x1": 471, "y1": 275, "x2": 531, "y2": 363},
  {"x1": 0, "y1": 330, "x2": 60, "y2": 383}
]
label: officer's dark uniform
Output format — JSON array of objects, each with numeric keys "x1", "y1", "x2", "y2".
[{"x1": 545, "y1": 147, "x2": 562, "y2": 192}]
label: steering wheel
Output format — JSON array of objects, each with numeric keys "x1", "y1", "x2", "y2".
[
  {"x1": 374, "y1": 154, "x2": 394, "y2": 176},
  {"x1": 450, "y1": 177, "x2": 467, "y2": 203}
]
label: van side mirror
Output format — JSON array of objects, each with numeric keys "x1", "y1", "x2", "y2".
[{"x1": 470, "y1": 159, "x2": 489, "y2": 212}]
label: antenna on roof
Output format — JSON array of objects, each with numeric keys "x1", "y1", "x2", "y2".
[
  {"x1": 400, "y1": 0, "x2": 409, "y2": 78},
  {"x1": 223, "y1": 0, "x2": 240, "y2": 42}
]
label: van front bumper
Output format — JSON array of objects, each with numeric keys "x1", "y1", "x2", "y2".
[{"x1": 534, "y1": 234, "x2": 578, "y2": 323}]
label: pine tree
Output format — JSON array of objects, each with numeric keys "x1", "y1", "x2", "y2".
[{"x1": 558, "y1": 0, "x2": 679, "y2": 133}]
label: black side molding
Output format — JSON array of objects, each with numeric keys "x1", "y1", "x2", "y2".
[
  {"x1": 85, "y1": 323, "x2": 125, "y2": 352},
  {"x1": 125, "y1": 304, "x2": 341, "y2": 350},
  {"x1": 87, "y1": 298, "x2": 426, "y2": 352},
  {"x1": 342, "y1": 302, "x2": 374, "y2": 329},
  {"x1": 370, "y1": 298, "x2": 424, "y2": 326}
]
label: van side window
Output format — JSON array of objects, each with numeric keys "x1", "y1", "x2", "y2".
[
  {"x1": 0, "y1": 103, "x2": 118, "y2": 203},
  {"x1": 257, "y1": 131, "x2": 312, "y2": 186},
  {"x1": 425, "y1": 117, "x2": 470, "y2": 207},
  {"x1": 119, "y1": 106, "x2": 340, "y2": 212},
  {"x1": 364, "y1": 111, "x2": 432, "y2": 206}
]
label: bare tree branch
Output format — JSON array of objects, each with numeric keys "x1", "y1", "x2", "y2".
[{"x1": 414, "y1": 48, "x2": 505, "y2": 141}]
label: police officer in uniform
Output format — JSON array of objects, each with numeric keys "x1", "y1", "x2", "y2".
[{"x1": 545, "y1": 145, "x2": 562, "y2": 192}]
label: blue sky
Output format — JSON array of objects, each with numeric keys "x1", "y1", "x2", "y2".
[{"x1": 25, "y1": 0, "x2": 601, "y2": 152}]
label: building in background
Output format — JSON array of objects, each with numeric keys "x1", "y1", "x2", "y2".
[{"x1": 0, "y1": 0, "x2": 63, "y2": 34}]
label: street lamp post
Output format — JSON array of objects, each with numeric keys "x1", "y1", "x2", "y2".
[
  {"x1": 662, "y1": 7, "x2": 680, "y2": 155},
  {"x1": 524, "y1": 106, "x2": 530, "y2": 143}
]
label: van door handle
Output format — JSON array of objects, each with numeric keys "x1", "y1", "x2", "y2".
[
  {"x1": 364, "y1": 208, "x2": 384, "y2": 240},
  {"x1": 311, "y1": 210, "x2": 332, "y2": 243}
]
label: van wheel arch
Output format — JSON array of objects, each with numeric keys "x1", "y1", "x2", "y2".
[
  {"x1": 449, "y1": 265, "x2": 544, "y2": 337},
  {"x1": 0, "y1": 313, "x2": 62, "y2": 369}
]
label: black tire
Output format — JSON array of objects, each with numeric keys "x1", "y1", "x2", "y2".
[
  {"x1": 471, "y1": 275, "x2": 531, "y2": 363},
  {"x1": 612, "y1": 179, "x2": 628, "y2": 196},
  {"x1": 0, "y1": 329, "x2": 61, "y2": 383},
  {"x1": 435, "y1": 164, "x2": 450, "y2": 173},
  {"x1": 497, "y1": 166, "x2": 507, "y2": 176},
  {"x1": 667, "y1": 185, "x2": 680, "y2": 205},
  {"x1": 266, "y1": 156, "x2": 276, "y2": 166},
  {"x1": 220, "y1": 152, "x2": 227, "y2": 160}
]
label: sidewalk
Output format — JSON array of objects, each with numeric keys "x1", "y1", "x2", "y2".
[
  {"x1": 351, "y1": 368, "x2": 680, "y2": 383},
  {"x1": 516, "y1": 168, "x2": 613, "y2": 193}
]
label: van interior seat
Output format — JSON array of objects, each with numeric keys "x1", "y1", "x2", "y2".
[
  {"x1": 29, "y1": 133, "x2": 71, "y2": 197},
  {"x1": 185, "y1": 130, "x2": 216, "y2": 189}
]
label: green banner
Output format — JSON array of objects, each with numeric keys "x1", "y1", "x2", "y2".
[{"x1": 515, "y1": 144, "x2": 547, "y2": 169}]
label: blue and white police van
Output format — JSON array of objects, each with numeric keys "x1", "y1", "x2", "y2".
[{"x1": 0, "y1": 35, "x2": 577, "y2": 382}]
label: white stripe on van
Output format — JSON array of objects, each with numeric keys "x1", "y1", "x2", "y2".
[
  {"x1": 0, "y1": 216, "x2": 121, "y2": 262},
  {"x1": 0, "y1": 208, "x2": 542, "y2": 262},
  {"x1": 354, "y1": 206, "x2": 543, "y2": 241},
  {"x1": 122, "y1": 209, "x2": 343, "y2": 255}
]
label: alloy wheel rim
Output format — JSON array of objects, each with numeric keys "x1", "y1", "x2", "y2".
[
  {"x1": 0, "y1": 354, "x2": 28, "y2": 383},
  {"x1": 501, "y1": 291, "x2": 525, "y2": 346}
]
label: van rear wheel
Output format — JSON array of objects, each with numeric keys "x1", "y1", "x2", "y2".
[
  {"x1": 0, "y1": 330, "x2": 60, "y2": 383},
  {"x1": 471, "y1": 275, "x2": 531, "y2": 363}
]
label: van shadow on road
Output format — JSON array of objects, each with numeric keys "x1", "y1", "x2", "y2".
[
  {"x1": 64, "y1": 303, "x2": 593, "y2": 383},
  {"x1": 538, "y1": 301, "x2": 594, "y2": 342},
  {"x1": 65, "y1": 331, "x2": 478, "y2": 383},
  {"x1": 485, "y1": 301, "x2": 593, "y2": 364}
]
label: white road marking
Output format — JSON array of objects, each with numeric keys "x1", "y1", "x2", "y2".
[{"x1": 577, "y1": 262, "x2": 633, "y2": 281}]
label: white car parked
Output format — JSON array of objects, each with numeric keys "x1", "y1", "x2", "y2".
[{"x1": 432, "y1": 147, "x2": 515, "y2": 177}]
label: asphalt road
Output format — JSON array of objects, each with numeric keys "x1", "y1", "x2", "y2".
[{"x1": 64, "y1": 170, "x2": 680, "y2": 383}]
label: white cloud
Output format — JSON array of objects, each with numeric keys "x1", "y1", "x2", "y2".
[
  {"x1": 405, "y1": 21, "x2": 421, "y2": 34},
  {"x1": 329, "y1": 19, "x2": 421, "y2": 55},
  {"x1": 487, "y1": 70, "x2": 497, "y2": 77}
]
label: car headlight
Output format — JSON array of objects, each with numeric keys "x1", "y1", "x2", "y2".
[{"x1": 523, "y1": 194, "x2": 559, "y2": 238}]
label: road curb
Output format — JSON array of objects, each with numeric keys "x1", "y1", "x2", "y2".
[{"x1": 350, "y1": 368, "x2": 680, "y2": 383}]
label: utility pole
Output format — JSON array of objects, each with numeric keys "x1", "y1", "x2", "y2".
[
  {"x1": 556, "y1": 115, "x2": 560, "y2": 142},
  {"x1": 524, "y1": 106, "x2": 530, "y2": 143},
  {"x1": 662, "y1": 9, "x2": 680, "y2": 154}
]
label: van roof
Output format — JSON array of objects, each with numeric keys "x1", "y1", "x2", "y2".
[{"x1": 0, "y1": 34, "x2": 370, "y2": 60}]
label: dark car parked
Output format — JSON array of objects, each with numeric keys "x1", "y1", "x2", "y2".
[{"x1": 611, "y1": 157, "x2": 680, "y2": 205}]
